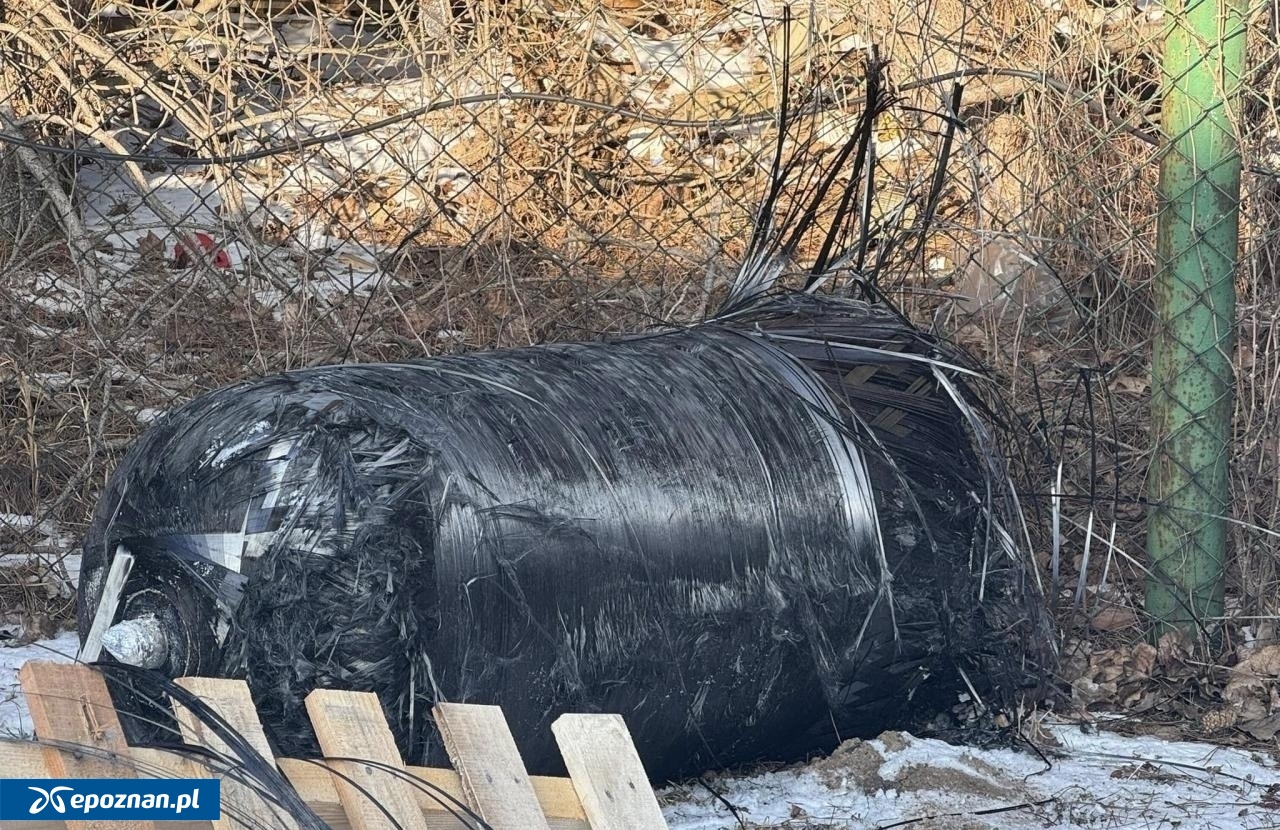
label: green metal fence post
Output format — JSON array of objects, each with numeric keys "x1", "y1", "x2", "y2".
[{"x1": 1146, "y1": 0, "x2": 1247, "y2": 638}]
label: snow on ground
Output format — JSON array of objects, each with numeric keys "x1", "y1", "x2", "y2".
[
  {"x1": 0, "y1": 631, "x2": 79, "y2": 739},
  {"x1": 662, "y1": 725, "x2": 1280, "y2": 829},
  {"x1": 1, "y1": 512, "x2": 80, "y2": 607},
  {"x1": 2, "y1": 625, "x2": 1276, "y2": 827},
  {"x1": 0, "y1": 514, "x2": 77, "y2": 563},
  {"x1": 76, "y1": 154, "x2": 395, "y2": 301}
]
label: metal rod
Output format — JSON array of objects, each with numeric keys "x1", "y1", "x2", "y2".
[{"x1": 1146, "y1": 0, "x2": 1246, "y2": 638}]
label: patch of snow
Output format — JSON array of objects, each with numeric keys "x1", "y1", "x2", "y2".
[
  {"x1": 0, "y1": 631, "x2": 80, "y2": 739},
  {"x1": 0, "y1": 514, "x2": 41, "y2": 531},
  {"x1": 80, "y1": 164, "x2": 222, "y2": 247},
  {"x1": 663, "y1": 725, "x2": 1280, "y2": 829},
  {"x1": 17, "y1": 272, "x2": 88, "y2": 316},
  {"x1": 1, "y1": 514, "x2": 78, "y2": 574},
  {"x1": 61, "y1": 552, "x2": 82, "y2": 589}
]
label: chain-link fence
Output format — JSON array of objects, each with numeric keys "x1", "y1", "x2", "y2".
[{"x1": 1, "y1": 0, "x2": 1278, "y2": 685}]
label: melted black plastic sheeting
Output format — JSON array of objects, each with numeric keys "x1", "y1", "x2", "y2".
[{"x1": 77, "y1": 294, "x2": 1051, "y2": 781}]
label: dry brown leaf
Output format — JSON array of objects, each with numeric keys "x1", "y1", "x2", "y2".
[
  {"x1": 1088, "y1": 645, "x2": 1128, "y2": 677},
  {"x1": 1096, "y1": 663, "x2": 1125, "y2": 684},
  {"x1": 1089, "y1": 605, "x2": 1139, "y2": 632},
  {"x1": 137, "y1": 230, "x2": 165, "y2": 263},
  {"x1": 1061, "y1": 638, "x2": 1092, "y2": 682},
  {"x1": 1157, "y1": 630, "x2": 1193, "y2": 676},
  {"x1": 1222, "y1": 645, "x2": 1280, "y2": 729},
  {"x1": 1224, "y1": 687, "x2": 1269, "y2": 723},
  {"x1": 1126, "y1": 690, "x2": 1161, "y2": 713},
  {"x1": 1077, "y1": 643, "x2": 1167, "y2": 710},
  {"x1": 1244, "y1": 713, "x2": 1280, "y2": 741},
  {"x1": 1071, "y1": 676, "x2": 1117, "y2": 707},
  {"x1": 1233, "y1": 644, "x2": 1280, "y2": 678},
  {"x1": 1127, "y1": 643, "x2": 1158, "y2": 678},
  {"x1": 1119, "y1": 686, "x2": 1146, "y2": 709}
]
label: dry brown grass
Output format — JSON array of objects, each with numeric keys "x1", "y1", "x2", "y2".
[{"x1": 1, "y1": 0, "x2": 1279, "y2": 738}]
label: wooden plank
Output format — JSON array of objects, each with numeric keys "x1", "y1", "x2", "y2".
[
  {"x1": 280, "y1": 760, "x2": 586, "y2": 830},
  {"x1": 171, "y1": 677, "x2": 297, "y2": 830},
  {"x1": 0, "y1": 741, "x2": 588, "y2": 830},
  {"x1": 172, "y1": 678, "x2": 274, "y2": 758},
  {"x1": 16, "y1": 662, "x2": 157, "y2": 830},
  {"x1": 303, "y1": 689, "x2": 428, "y2": 830},
  {"x1": 431, "y1": 702, "x2": 551, "y2": 830},
  {"x1": 411, "y1": 767, "x2": 584, "y2": 827},
  {"x1": 2, "y1": 737, "x2": 62, "y2": 778},
  {"x1": 552, "y1": 713, "x2": 668, "y2": 830},
  {"x1": 279, "y1": 759, "x2": 470, "y2": 830}
]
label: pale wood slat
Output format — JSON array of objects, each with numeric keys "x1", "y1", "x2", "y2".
[
  {"x1": 552, "y1": 713, "x2": 669, "y2": 830},
  {"x1": 17, "y1": 662, "x2": 157, "y2": 830},
  {"x1": 5, "y1": 666, "x2": 608, "y2": 830},
  {"x1": 431, "y1": 702, "x2": 551, "y2": 830},
  {"x1": 171, "y1": 677, "x2": 298, "y2": 830},
  {"x1": 0, "y1": 741, "x2": 208, "y2": 830},
  {"x1": 303, "y1": 689, "x2": 428, "y2": 830},
  {"x1": 278, "y1": 759, "x2": 470, "y2": 830},
  {"x1": 280, "y1": 758, "x2": 591, "y2": 830},
  {"x1": 0, "y1": 743, "x2": 589, "y2": 830}
]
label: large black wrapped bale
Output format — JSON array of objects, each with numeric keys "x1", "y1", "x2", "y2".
[{"x1": 76, "y1": 294, "x2": 1051, "y2": 780}]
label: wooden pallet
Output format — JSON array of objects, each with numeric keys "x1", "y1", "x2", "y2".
[{"x1": 2, "y1": 662, "x2": 669, "y2": 830}]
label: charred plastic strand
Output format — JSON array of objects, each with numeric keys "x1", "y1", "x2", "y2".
[{"x1": 77, "y1": 294, "x2": 1051, "y2": 780}]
